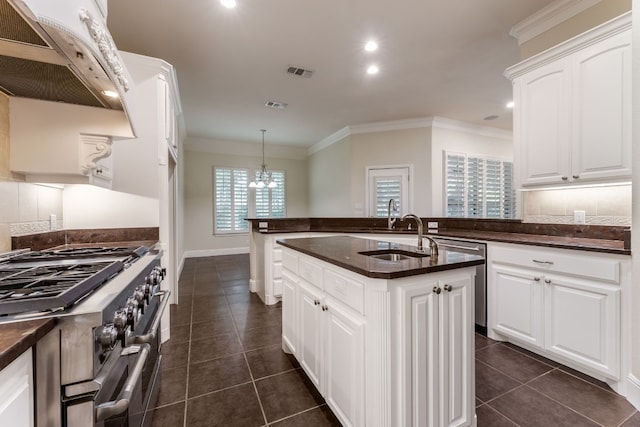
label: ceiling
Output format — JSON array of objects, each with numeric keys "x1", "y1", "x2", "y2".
[{"x1": 107, "y1": 0, "x2": 555, "y2": 147}]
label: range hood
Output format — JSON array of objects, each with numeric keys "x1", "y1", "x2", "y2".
[{"x1": 0, "y1": 0, "x2": 137, "y2": 136}]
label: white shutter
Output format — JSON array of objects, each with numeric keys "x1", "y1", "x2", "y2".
[
  {"x1": 367, "y1": 167, "x2": 410, "y2": 217},
  {"x1": 444, "y1": 152, "x2": 515, "y2": 219},
  {"x1": 446, "y1": 154, "x2": 465, "y2": 217},
  {"x1": 254, "y1": 170, "x2": 286, "y2": 218},
  {"x1": 213, "y1": 167, "x2": 249, "y2": 234},
  {"x1": 374, "y1": 177, "x2": 402, "y2": 218}
]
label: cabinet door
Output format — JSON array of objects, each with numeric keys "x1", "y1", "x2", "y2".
[
  {"x1": 282, "y1": 270, "x2": 298, "y2": 355},
  {"x1": 298, "y1": 280, "x2": 324, "y2": 391},
  {"x1": 399, "y1": 283, "x2": 439, "y2": 427},
  {"x1": 571, "y1": 30, "x2": 631, "y2": 182},
  {"x1": 0, "y1": 349, "x2": 33, "y2": 427},
  {"x1": 439, "y1": 277, "x2": 474, "y2": 427},
  {"x1": 544, "y1": 274, "x2": 620, "y2": 379},
  {"x1": 324, "y1": 298, "x2": 365, "y2": 427},
  {"x1": 492, "y1": 265, "x2": 544, "y2": 347},
  {"x1": 516, "y1": 59, "x2": 571, "y2": 186}
]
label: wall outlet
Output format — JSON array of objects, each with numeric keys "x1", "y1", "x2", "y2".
[
  {"x1": 574, "y1": 210, "x2": 586, "y2": 224},
  {"x1": 427, "y1": 221, "x2": 438, "y2": 229},
  {"x1": 50, "y1": 214, "x2": 57, "y2": 231}
]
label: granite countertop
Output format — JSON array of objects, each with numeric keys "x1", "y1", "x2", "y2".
[
  {"x1": 261, "y1": 227, "x2": 628, "y2": 255},
  {"x1": 0, "y1": 318, "x2": 55, "y2": 371},
  {"x1": 277, "y1": 235, "x2": 485, "y2": 279}
]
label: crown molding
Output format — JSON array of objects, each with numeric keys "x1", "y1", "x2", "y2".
[
  {"x1": 307, "y1": 126, "x2": 350, "y2": 155},
  {"x1": 348, "y1": 117, "x2": 436, "y2": 134},
  {"x1": 430, "y1": 117, "x2": 513, "y2": 141},
  {"x1": 505, "y1": 11, "x2": 631, "y2": 79},
  {"x1": 509, "y1": 0, "x2": 601, "y2": 45}
]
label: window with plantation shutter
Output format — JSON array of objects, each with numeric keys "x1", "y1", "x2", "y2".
[
  {"x1": 213, "y1": 167, "x2": 249, "y2": 234},
  {"x1": 254, "y1": 170, "x2": 286, "y2": 218},
  {"x1": 444, "y1": 152, "x2": 515, "y2": 219},
  {"x1": 367, "y1": 167, "x2": 410, "y2": 217}
]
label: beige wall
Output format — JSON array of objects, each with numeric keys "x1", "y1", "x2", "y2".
[
  {"x1": 520, "y1": 0, "x2": 631, "y2": 58},
  {"x1": 183, "y1": 138, "x2": 309, "y2": 255},
  {"x1": 308, "y1": 136, "x2": 352, "y2": 216}
]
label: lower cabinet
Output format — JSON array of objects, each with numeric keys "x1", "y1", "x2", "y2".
[
  {"x1": 489, "y1": 243, "x2": 624, "y2": 380},
  {"x1": 281, "y1": 248, "x2": 476, "y2": 427},
  {"x1": 0, "y1": 348, "x2": 34, "y2": 427}
]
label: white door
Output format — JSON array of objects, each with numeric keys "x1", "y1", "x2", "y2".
[
  {"x1": 297, "y1": 280, "x2": 324, "y2": 391},
  {"x1": 544, "y1": 274, "x2": 620, "y2": 378},
  {"x1": 516, "y1": 59, "x2": 571, "y2": 186},
  {"x1": 439, "y1": 277, "x2": 474, "y2": 427},
  {"x1": 571, "y1": 30, "x2": 631, "y2": 182},
  {"x1": 324, "y1": 298, "x2": 365, "y2": 427},
  {"x1": 367, "y1": 167, "x2": 410, "y2": 217},
  {"x1": 282, "y1": 270, "x2": 298, "y2": 355},
  {"x1": 492, "y1": 265, "x2": 544, "y2": 347}
]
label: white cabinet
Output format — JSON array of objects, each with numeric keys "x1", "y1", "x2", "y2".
[
  {"x1": 399, "y1": 276, "x2": 474, "y2": 427},
  {"x1": 488, "y1": 243, "x2": 625, "y2": 381},
  {"x1": 282, "y1": 248, "x2": 476, "y2": 427},
  {"x1": 0, "y1": 348, "x2": 34, "y2": 427},
  {"x1": 506, "y1": 15, "x2": 631, "y2": 187},
  {"x1": 285, "y1": 254, "x2": 365, "y2": 427}
]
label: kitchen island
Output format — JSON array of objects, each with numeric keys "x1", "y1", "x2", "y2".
[{"x1": 277, "y1": 235, "x2": 483, "y2": 427}]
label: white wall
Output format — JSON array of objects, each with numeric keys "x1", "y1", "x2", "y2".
[
  {"x1": 63, "y1": 185, "x2": 159, "y2": 229},
  {"x1": 430, "y1": 123, "x2": 513, "y2": 215},
  {"x1": 183, "y1": 137, "x2": 308, "y2": 256}
]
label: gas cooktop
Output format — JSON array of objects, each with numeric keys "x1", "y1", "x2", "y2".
[{"x1": 0, "y1": 246, "x2": 149, "y2": 316}]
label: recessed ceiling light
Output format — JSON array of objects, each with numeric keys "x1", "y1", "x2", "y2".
[
  {"x1": 364, "y1": 40, "x2": 378, "y2": 52},
  {"x1": 220, "y1": 0, "x2": 237, "y2": 8},
  {"x1": 101, "y1": 90, "x2": 119, "y2": 99},
  {"x1": 367, "y1": 65, "x2": 379, "y2": 75},
  {"x1": 506, "y1": 101, "x2": 515, "y2": 109}
]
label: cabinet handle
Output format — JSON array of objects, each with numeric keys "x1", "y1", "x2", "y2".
[
  {"x1": 322, "y1": 305, "x2": 328, "y2": 311},
  {"x1": 433, "y1": 286, "x2": 442, "y2": 295},
  {"x1": 314, "y1": 299, "x2": 320, "y2": 306},
  {"x1": 444, "y1": 284, "x2": 452, "y2": 292},
  {"x1": 96, "y1": 168, "x2": 103, "y2": 174},
  {"x1": 544, "y1": 279, "x2": 551, "y2": 284},
  {"x1": 572, "y1": 175, "x2": 579, "y2": 179},
  {"x1": 532, "y1": 259, "x2": 554, "y2": 265},
  {"x1": 534, "y1": 277, "x2": 541, "y2": 281},
  {"x1": 561, "y1": 176, "x2": 568, "y2": 181}
]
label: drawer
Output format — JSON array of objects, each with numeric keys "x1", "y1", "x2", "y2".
[
  {"x1": 490, "y1": 244, "x2": 621, "y2": 284},
  {"x1": 282, "y1": 250, "x2": 298, "y2": 274},
  {"x1": 324, "y1": 269, "x2": 364, "y2": 314},
  {"x1": 299, "y1": 257, "x2": 323, "y2": 288}
]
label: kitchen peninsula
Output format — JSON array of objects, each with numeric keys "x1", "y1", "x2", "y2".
[{"x1": 277, "y1": 235, "x2": 484, "y2": 427}]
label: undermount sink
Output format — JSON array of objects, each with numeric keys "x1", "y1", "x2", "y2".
[{"x1": 359, "y1": 249, "x2": 429, "y2": 261}]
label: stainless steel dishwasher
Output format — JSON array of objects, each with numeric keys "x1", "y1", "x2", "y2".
[{"x1": 431, "y1": 236, "x2": 487, "y2": 331}]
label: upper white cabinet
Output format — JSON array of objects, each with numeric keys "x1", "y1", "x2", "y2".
[
  {"x1": 506, "y1": 13, "x2": 631, "y2": 187},
  {"x1": 112, "y1": 52, "x2": 183, "y2": 198}
]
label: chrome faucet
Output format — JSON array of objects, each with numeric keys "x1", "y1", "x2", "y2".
[
  {"x1": 387, "y1": 199, "x2": 399, "y2": 229},
  {"x1": 401, "y1": 213, "x2": 439, "y2": 258}
]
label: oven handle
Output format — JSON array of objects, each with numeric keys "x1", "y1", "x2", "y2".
[
  {"x1": 131, "y1": 290, "x2": 171, "y2": 345},
  {"x1": 95, "y1": 343, "x2": 150, "y2": 422}
]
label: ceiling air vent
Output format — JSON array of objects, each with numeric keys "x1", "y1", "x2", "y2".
[
  {"x1": 265, "y1": 101, "x2": 288, "y2": 110},
  {"x1": 286, "y1": 66, "x2": 313, "y2": 78}
]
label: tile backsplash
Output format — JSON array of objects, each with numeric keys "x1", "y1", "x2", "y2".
[
  {"x1": 522, "y1": 184, "x2": 631, "y2": 226},
  {"x1": 0, "y1": 181, "x2": 64, "y2": 251}
]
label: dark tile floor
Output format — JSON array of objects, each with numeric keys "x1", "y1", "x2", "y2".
[{"x1": 148, "y1": 254, "x2": 640, "y2": 427}]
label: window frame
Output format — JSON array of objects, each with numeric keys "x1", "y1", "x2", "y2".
[
  {"x1": 365, "y1": 165, "x2": 412, "y2": 217},
  {"x1": 212, "y1": 166, "x2": 250, "y2": 235}
]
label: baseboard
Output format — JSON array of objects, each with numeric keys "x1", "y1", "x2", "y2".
[
  {"x1": 626, "y1": 374, "x2": 640, "y2": 411},
  {"x1": 183, "y1": 247, "x2": 250, "y2": 258}
]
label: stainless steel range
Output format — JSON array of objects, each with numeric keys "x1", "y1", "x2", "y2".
[{"x1": 0, "y1": 245, "x2": 170, "y2": 427}]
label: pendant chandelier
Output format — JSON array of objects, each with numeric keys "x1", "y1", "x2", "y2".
[{"x1": 249, "y1": 129, "x2": 277, "y2": 188}]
